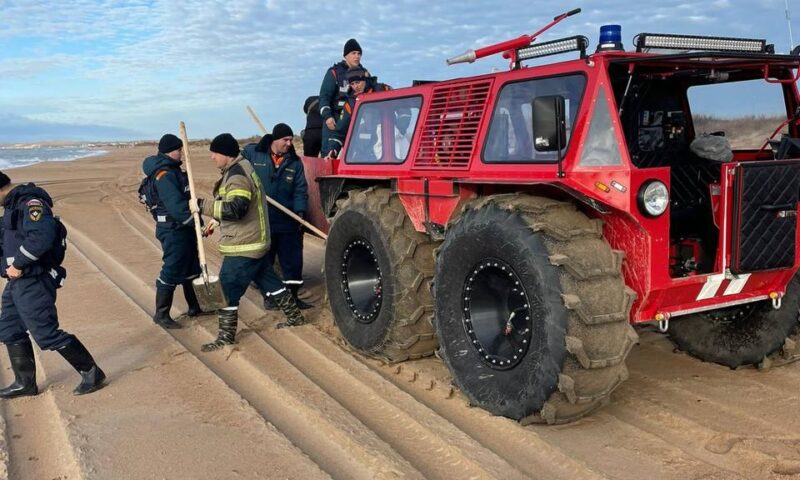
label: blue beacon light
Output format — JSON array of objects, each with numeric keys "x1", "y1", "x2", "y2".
[{"x1": 597, "y1": 25, "x2": 624, "y2": 52}]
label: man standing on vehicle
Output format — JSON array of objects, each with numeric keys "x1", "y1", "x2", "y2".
[
  {"x1": 302, "y1": 96, "x2": 323, "y2": 157},
  {"x1": 0, "y1": 171, "x2": 106, "y2": 397},
  {"x1": 141, "y1": 134, "x2": 206, "y2": 329},
  {"x1": 319, "y1": 38, "x2": 374, "y2": 157},
  {"x1": 326, "y1": 66, "x2": 376, "y2": 157},
  {"x1": 190, "y1": 134, "x2": 305, "y2": 351},
  {"x1": 243, "y1": 123, "x2": 312, "y2": 311}
]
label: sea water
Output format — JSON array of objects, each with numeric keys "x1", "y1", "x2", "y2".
[{"x1": 0, "y1": 145, "x2": 107, "y2": 169}]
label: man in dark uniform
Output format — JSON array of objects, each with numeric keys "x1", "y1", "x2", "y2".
[
  {"x1": 243, "y1": 123, "x2": 312, "y2": 310},
  {"x1": 302, "y1": 96, "x2": 322, "y2": 157},
  {"x1": 319, "y1": 38, "x2": 375, "y2": 157},
  {"x1": 142, "y1": 134, "x2": 205, "y2": 329},
  {"x1": 0, "y1": 172, "x2": 105, "y2": 397}
]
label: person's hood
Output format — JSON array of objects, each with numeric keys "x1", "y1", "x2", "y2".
[
  {"x1": 4, "y1": 183, "x2": 53, "y2": 209},
  {"x1": 143, "y1": 152, "x2": 181, "y2": 176}
]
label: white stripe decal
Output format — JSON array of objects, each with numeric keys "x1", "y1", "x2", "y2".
[
  {"x1": 267, "y1": 288, "x2": 287, "y2": 296},
  {"x1": 696, "y1": 274, "x2": 726, "y2": 301},
  {"x1": 181, "y1": 217, "x2": 193, "y2": 225},
  {"x1": 19, "y1": 246, "x2": 38, "y2": 261},
  {"x1": 724, "y1": 273, "x2": 751, "y2": 296},
  {"x1": 283, "y1": 280, "x2": 304, "y2": 285}
]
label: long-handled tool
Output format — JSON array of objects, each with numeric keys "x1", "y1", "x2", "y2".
[
  {"x1": 245, "y1": 105, "x2": 328, "y2": 241},
  {"x1": 179, "y1": 121, "x2": 228, "y2": 311}
]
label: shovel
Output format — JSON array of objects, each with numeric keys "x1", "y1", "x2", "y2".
[{"x1": 179, "y1": 121, "x2": 228, "y2": 311}]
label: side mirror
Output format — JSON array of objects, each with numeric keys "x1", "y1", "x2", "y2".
[{"x1": 532, "y1": 95, "x2": 566, "y2": 152}]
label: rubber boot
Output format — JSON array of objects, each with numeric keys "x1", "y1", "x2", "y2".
[
  {"x1": 201, "y1": 309, "x2": 238, "y2": 352},
  {"x1": 0, "y1": 340, "x2": 38, "y2": 398},
  {"x1": 154, "y1": 288, "x2": 182, "y2": 329},
  {"x1": 182, "y1": 281, "x2": 208, "y2": 317},
  {"x1": 57, "y1": 337, "x2": 106, "y2": 395},
  {"x1": 262, "y1": 293, "x2": 279, "y2": 311},
  {"x1": 290, "y1": 285, "x2": 313, "y2": 310},
  {"x1": 275, "y1": 290, "x2": 307, "y2": 329}
]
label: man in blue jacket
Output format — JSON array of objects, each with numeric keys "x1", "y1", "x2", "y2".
[
  {"x1": 141, "y1": 134, "x2": 204, "y2": 329},
  {"x1": 319, "y1": 38, "x2": 374, "y2": 157},
  {"x1": 242, "y1": 123, "x2": 312, "y2": 310},
  {"x1": 0, "y1": 172, "x2": 105, "y2": 397}
]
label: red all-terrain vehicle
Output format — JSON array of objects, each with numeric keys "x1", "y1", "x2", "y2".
[{"x1": 303, "y1": 9, "x2": 800, "y2": 424}]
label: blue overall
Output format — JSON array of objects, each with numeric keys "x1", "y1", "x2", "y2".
[
  {"x1": 242, "y1": 136, "x2": 308, "y2": 288},
  {"x1": 142, "y1": 153, "x2": 201, "y2": 293},
  {"x1": 0, "y1": 184, "x2": 73, "y2": 350}
]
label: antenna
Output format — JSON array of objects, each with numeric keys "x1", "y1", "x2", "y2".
[{"x1": 787, "y1": 0, "x2": 795, "y2": 52}]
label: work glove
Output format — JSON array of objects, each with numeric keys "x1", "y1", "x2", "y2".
[{"x1": 189, "y1": 198, "x2": 203, "y2": 214}]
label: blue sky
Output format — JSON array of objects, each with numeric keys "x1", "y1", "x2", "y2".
[{"x1": 0, "y1": 0, "x2": 797, "y2": 142}]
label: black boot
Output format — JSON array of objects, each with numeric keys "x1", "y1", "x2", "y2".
[
  {"x1": 182, "y1": 281, "x2": 208, "y2": 317},
  {"x1": 201, "y1": 309, "x2": 238, "y2": 352},
  {"x1": 0, "y1": 340, "x2": 38, "y2": 398},
  {"x1": 290, "y1": 285, "x2": 314, "y2": 310},
  {"x1": 154, "y1": 288, "x2": 181, "y2": 329},
  {"x1": 57, "y1": 337, "x2": 106, "y2": 395},
  {"x1": 275, "y1": 290, "x2": 307, "y2": 329},
  {"x1": 263, "y1": 293, "x2": 279, "y2": 311}
]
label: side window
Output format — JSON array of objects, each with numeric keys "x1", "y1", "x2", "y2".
[
  {"x1": 483, "y1": 74, "x2": 585, "y2": 163},
  {"x1": 345, "y1": 96, "x2": 422, "y2": 164},
  {"x1": 688, "y1": 80, "x2": 788, "y2": 149},
  {"x1": 578, "y1": 85, "x2": 624, "y2": 166}
]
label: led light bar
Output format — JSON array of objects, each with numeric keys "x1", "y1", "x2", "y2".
[
  {"x1": 516, "y1": 35, "x2": 589, "y2": 62},
  {"x1": 635, "y1": 33, "x2": 768, "y2": 53}
]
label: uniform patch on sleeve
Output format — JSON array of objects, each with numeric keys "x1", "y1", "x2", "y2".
[
  {"x1": 27, "y1": 199, "x2": 44, "y2": 221},
  {"x1": 156, "y1": 170, "x2": 168, "y2": 180}
]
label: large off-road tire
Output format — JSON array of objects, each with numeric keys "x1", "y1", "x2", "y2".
[
  {"x1": 433, "y1": 194, "x2": 638, "y2": 424},
  {"x1": 668, "y1": 274, "x2": 800, "y2": 368},
  {"x1": 324, "y1": 187, "x2": 438, "y2": 362}
]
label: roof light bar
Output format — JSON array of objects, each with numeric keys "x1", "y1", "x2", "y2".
[
  {"x1": 516, "y1": 35, "x2": 588, "y2": 63},
  {"x1": 635, "y1": 33, "x2": 768, "y2": 53}
]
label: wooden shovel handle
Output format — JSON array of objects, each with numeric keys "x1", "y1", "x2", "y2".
[{"x1": 178, "y1": 121, "x2": 211, "y2": 283}]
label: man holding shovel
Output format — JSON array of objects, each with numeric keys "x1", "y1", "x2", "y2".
[
  {"x1": 242, "y1": 123, "x2": 312, "y2": 311},
  {"x1": 141, "y1": 134, "x2": 206, "y2": 329},
  {"x1": 190, "y1": 133, "x2": 305, "y2": 352}
]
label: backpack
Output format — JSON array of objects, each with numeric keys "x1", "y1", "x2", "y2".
[
  {"x1": 137, "y1": 172, "x2": 161, "y2": 212},
  {"x1": 51, "y1": 215, "x2": 68, "y2": 266}
]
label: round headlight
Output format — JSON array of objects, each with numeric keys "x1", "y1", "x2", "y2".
[{"x1": 638, "y1": 180, "x2": 669, "y2": 217}]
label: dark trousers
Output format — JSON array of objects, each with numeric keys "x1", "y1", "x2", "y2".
[
  {"x1": 320, "y1": 124, "x2": 337, "y2": 156},
  {"x1": 302, "y1": 128, "x2": 321, "y2": 157},
  {"x1": 0, "y1": 274, "x2": 72, "y2": 350},
  {"x1": 266, "y1": 231, "x2": 304, "y2": 286},
  {"x1": 156, "y1": 226, "x2": 201, "y2": 292},
  {"x1": 219, "y1": 255, "x2": 285, "y2": 307}
]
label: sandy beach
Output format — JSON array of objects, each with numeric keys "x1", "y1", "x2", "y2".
[{"x1": 0, "y1": 146, "x2": 799, "y2": 479}]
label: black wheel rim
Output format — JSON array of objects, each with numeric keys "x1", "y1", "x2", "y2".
[
  {"x1": 341, "y1": 238, "x2": 383, "y2": 324},
  {"x1": 463, "y1": 258, "x2": 533, "y2": 370}
]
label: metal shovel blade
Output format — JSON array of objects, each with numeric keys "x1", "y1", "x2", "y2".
[{"x1": 192, "y1": 275, "x2": 228, "y2": 312}]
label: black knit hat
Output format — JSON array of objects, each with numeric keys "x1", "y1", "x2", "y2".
[
  {"x1": 272, "y1": 123, "x2": 294, "y2": 139},
  {"x1": 346, "y1": 66, "x2": 367, "y2": 83},
  {"x1": 0, "y1": 171, "x2": 10, "y2": 190},
  {"x1": 158, "y1": 133, "x2": 183, "y2": 154},
  {"x1": 209, "y1": 133, "x2": 240, "y2": 158},
  {"x1": 343, "y1": 38, "x2": 362, "y2": 57}
]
